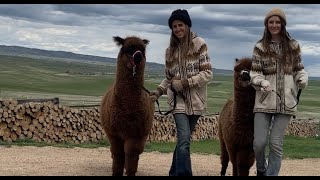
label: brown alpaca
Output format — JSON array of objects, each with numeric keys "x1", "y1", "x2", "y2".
[
  {"x1": 218, "y1": 57, "x2": 256, "y2": 176},
  {"x1": 100, "y1": 36, "x2": 155, "y2": 176}
]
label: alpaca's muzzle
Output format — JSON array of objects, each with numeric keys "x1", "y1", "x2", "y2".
[
  {"x1": 240, "y1": 70, "x2": 250, "y2": 82},
  {"x1": 131, "y1": 50, "x2": 144, "y2": 65}
]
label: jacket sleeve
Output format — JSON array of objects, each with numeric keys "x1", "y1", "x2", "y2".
[
  {"x1": 250, "y1": 44, "x2": 266, "y2": 89},
  {"x1": 157, "y1": 68, "x2": 173, "y2": 95},
  {"x1": 292, "y1": 41, "x2": 308, "y2": 88}
]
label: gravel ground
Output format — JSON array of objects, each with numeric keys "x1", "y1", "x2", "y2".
[{"x1": 0, "y1": 145, "x2": 319, "y2": 176}]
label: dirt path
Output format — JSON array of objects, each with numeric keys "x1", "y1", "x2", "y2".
[{"x1": 0, "y1": 145, "x2": 319, "y2": 176}]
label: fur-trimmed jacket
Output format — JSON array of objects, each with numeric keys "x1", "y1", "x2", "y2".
[
  {"x1": 250, "y1": 39, "x2": 308, "y2": 116},
  {"x1": 157, "y1": 33, "x2": 213, "y2": 115}
]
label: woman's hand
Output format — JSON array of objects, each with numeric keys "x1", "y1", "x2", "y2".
[
  {"x1": 297, "y1": 78, "x2": 307, "y2": 89},
  {"x1": 171, "y1": 80, "x2": 184, "y2": 92},
  {"x1": 149, "y1": 90, "x2": 160, "y2": 102},
  {"x1": 260, "y1": 80, "x2": 272, "y2": 92}
]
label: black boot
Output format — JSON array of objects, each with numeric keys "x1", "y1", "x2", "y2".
[{"x1": 257, "y1": 170, "x2": 266, "y2": 176}]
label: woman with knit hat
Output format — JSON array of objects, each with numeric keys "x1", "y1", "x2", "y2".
[
  {"x1": 149, "y1": 9, "x2": 213, "y2": 176},
  {"x1": 250, "y1": 8, "x2": 308, "y2": 176}
]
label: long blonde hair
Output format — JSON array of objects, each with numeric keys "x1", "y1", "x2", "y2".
[{"x1": 167, "y1": 25, "x2": 194, "y2": 62}]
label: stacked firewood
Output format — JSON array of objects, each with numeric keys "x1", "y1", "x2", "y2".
[
  {"x1": 286, "y1": 119, "x2": 319, "y2": 137},
  {"x1": 148, "y1": 114, "x2": 176, "y2": 142},
  {"x1": 0, "y1": 98, "x2": 318, "y2": 144},
  {"x1": 0, "y1": 98, "x2": 103, "y2": 144},
  {"x1": 147, "y1": 114, "x2": 219, "y2": 142},
  {"x1": 192, "y1": 115, "x2": 219, "y2": 140}
]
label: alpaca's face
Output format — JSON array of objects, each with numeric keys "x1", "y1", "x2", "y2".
[
  {"x1": 234, "y1": 58, "x2": 252, "y2": 88},
  {"x1": 123, "y1": 42, "x2": 144, "y2": 65},
  {"x1": 113, "y1": 36, "x2": 149, "y2": 73}
]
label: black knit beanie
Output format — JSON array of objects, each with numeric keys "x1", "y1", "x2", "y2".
[{"x1": 168, "y1": 9, "x2": 192, "y2": 29}]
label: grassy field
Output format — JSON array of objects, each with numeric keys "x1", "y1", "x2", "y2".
[{"x1": 0, "y1": 55, "x2": 319, "y2": 120}]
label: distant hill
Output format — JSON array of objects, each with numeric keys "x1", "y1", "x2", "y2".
[
  {"x1": 0, "y1": 45, "x2": 233, "y2": 76},
  {"x1": 0, "y1": 45, "x2": 115, "y2": 63},
  {"x1": 310, "y1": 76, "x2": 320, "y2": 81}
]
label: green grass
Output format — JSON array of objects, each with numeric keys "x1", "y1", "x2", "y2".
[
  {"x1": 282, "y1": 136, "x2": 320, "y2": 159},
  {"x1": 1, "y1": 136, "x2": 319, "y2": 159},
  {"x1": 145, "y1": 136, "x2": 320, "y2": 159},
  {"x1": 144, "y1": 139, "x2": 221, "y2": 155}
]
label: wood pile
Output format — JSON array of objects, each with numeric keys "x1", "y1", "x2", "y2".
[
  {"x1": 286, "y1": 119, "x2": 319, "y2": 137},
  {"x1": 148, "y1": 114, "x2": 176, "y2": 142},
  {"x1": 0, "y1": 98, "x2": 318, "y2": 144},
  {"x1": 0, "y1": 98, "x2": 103, "y2": 144}
]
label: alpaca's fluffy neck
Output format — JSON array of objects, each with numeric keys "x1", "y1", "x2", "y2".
[
  {"x1": 233, "y1": 84, "x2": 256, "y2": 122},
  {"x1": 114, "y1": 61, "x2": 145, "y2": 93}
]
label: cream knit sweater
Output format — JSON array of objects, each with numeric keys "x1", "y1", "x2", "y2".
[
  {"x1": 157, "y1": 33, "x2": 213, "y2": 115},
  {"x1": 250, "y1": 39, "x2": 308, "y2": 116}
]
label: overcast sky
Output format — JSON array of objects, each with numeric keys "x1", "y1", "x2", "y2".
[{"x1": 0, "y1": 4, "x2": 320, "y2": 77}]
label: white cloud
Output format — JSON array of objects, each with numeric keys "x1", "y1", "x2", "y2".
[
  {"x1": 0, "y1": 4, "x2": 319, "y2": 76},
  {"x1": 16, "y1": 30, "x2": 42, "y2": 42},
  {"x1": 301, "y1": 41, "x2": 320, "y2": 56},
  {"x1": 41, "y1": 28, "x2": 77, "y2": 36},
  {"x1": 290, "y1": 24, "x2": 320, "y2": 31}
]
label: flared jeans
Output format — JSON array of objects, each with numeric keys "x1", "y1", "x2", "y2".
[{"x1": 169, "y1": 113, "x2": 200, "y2": 176}]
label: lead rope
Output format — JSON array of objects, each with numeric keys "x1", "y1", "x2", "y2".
[
  {"x1": 140, "y1": 86, "x2": 178, "y2": 115},
  {"x1": 272, "y1": 89, "x2": 302, "y2": 109},
  {"x1": 132, "y1": 65, "x2": 136, "y2": 77},
  {"x1": 254, "y1": 84, "x2": 302, "y2": 109}
]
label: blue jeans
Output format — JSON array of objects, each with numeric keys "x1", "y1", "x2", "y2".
[
  {"x1": 253, "y1": 113, "x2": 291, "y2": 176},
  {"x1": 169, "y1": 113, "x2": 200, "y2": 176}
]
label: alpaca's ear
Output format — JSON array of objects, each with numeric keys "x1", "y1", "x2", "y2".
[
  {"x1": 113, "y1": 36, "x2": 124, "y2": 47},
  {"x1": 235, "y1": 58, "x2": 241, "y2": 66},
  {"x1": 143, "y1": 39, "x2": 149, "y2": 45},
  {"x1": 234, "y1": 58, "x2": 241, "y2": 68}
]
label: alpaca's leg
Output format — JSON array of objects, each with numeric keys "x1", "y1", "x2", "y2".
[
  {"x1": 229, "y1": 150, "x2": 238, "y2": 176},
  {"x1": 124, "y1": 136, "x2": 147, "y2": 176},
  {"x1": 232, "y1": 162, "x2": 238, "y2": 176},
  {"x1": 237, "y1": 149, "x2": 255, "y2": 176},
  {"x1": 219, "y1": 139, "x2": 229, "y2": 176},
  {"x1": 109, "y1": 136, "x2": 125, "y2": 176}
]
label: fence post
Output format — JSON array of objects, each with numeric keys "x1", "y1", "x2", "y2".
[{"x1": 53, "y1": 97, "x2": 59, "y2": 105}]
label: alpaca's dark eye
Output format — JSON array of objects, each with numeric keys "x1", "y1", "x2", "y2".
[{"x1": 126, "y1": 46, "x2": 135, "y2": 54}]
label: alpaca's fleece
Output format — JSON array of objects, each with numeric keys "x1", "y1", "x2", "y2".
[
  {"x1": 218, "y1": 57, "x2": 256, "y2": 176},
  {"x1": 100, "y1": 36, "x2": 155, "y2": 176}
]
